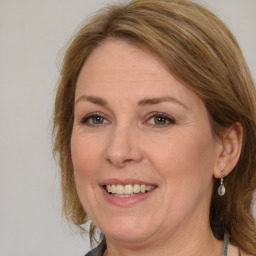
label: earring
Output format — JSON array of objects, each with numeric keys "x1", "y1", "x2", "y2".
[{"x1": 218, "y1": 170, "x2": 226, "y2": 196}]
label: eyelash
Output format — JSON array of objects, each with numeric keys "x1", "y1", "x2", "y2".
[
  {"x1": 146, "y1": 112, "x2": 176, "y2": 128},
  {"x1": 79, "y1": 112, "x2": 109, "y2": 127},
  {"x1": 79, "y1": 112, "x2": 176, "y2": 128}
]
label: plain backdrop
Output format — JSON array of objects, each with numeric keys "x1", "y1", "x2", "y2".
[{"x1": 0, "y1": 0, "x2": 255, "y2": 255}]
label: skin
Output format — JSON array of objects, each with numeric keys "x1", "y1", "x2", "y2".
[{"x1": 71, "y1": 39, "x2": 242, "y2": 256}]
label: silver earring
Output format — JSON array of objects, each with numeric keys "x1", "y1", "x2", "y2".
[{"x1": 218, "y1": 170, "x2": 226, "y2": 196}]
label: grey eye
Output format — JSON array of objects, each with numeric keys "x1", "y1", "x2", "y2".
[{"x1": 147, "y1": 113, "x2": 176, "y2": 127}]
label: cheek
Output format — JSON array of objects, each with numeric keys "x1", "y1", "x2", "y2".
[
  {"x1": 71, "y1": 130, "x2": 102, "y2": 178},
  {"x1": 71, "y1": 131, "x2": 101, "y2": 199},
  {"x1": 150, "y1": 128, "x2": 217, "y2": 197},
  {"x1": 70, "y1": 131, "x2": 103, "y2": 220},
  {"x1": 157, "y1": 133, "x2": 216, "y2": 222}
]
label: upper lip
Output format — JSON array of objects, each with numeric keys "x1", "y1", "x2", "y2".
[{"x1": 99, "y1": 178, "x2": 157, "y2": 186}]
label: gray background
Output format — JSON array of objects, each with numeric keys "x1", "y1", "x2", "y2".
[{"x1": 1, "y1": 0, "x2": 255, "y2": 255}]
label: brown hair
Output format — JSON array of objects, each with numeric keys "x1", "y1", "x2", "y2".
[{"x1": 52, "y1": 0, "x2": 256, "y2": 253}]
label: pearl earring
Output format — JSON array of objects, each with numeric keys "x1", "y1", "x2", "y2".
[{"x1": 218, "y1": 170, "x2": 226, "y2": 196}]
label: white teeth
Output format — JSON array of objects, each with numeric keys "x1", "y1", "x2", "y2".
[
  {"x1": 124, "y1": 184, "x2": 133, "y2": 194},
  {"x1": 111, "y1": 184, "x2": 116, "y2": 193},
  {"x1": 116, "y1": 185, "x2": 124, "y2": 194},
  {"x1": 133, "y1": 184, "x2": 141, "y2": 193},
  {"x1": 105, "y1": 184, "x2": 155, "y2": 195},
  {"x1": 113, "y1": 194, "x2": 136, "y2": 198},
  {"x1": 146, "y1": 185, "x2": 152, "y2": 191},
  {"x1": 140, "y1": 185, "x2": 146, "y2": 193},
  {"x1": 106, "y1": 185, "x2": 112, "y2": 193}
]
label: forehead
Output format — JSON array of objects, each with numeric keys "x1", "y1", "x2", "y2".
[
  {"x1": 75, "y1": 39, "x2": 201, "y2": 110},
  {"x1": 77, "y1": 39, "x2": 168, "y2": 85}
]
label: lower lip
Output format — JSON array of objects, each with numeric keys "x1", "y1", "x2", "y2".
[{"x1": 100, "y1": 187, "x2": 156, "y2": 207}]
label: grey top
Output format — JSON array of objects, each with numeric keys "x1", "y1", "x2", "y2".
[
  {"x1": 84, "y1": 240, "x2": 106, "y2": 256},
  {"x1": 84, "y1": 231, "x2": 230, "y2": 256}
]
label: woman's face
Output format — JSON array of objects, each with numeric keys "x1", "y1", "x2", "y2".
[{"x1": 71, "y1": 39, "x2": 222, "y2": 244}]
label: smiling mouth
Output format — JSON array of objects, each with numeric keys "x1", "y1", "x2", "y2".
[{"x1": 103, "y1": 184, "x2": 156, "y2": 197}]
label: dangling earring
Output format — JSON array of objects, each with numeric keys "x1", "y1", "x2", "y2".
[{"x1": 218, "y1": 170, "x2": 226, "y2": 196}]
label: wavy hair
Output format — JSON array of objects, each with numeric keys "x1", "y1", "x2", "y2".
[{"x1": 52, "y1": 0, "x2": 256, "y2": 253}]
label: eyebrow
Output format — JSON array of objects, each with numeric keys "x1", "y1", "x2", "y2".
[
  {"x1": 75, "y1": 95, "x2": 188, "y2": 110},
  {"x1": 75, "y1": 95, "x2": 107, "y2": 106},
  {"x1": 138, "y1": 97, "x2": 189, "y2": 110}
]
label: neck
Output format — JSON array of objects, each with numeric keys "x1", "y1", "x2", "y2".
[{"x1": 104, "y1": 218, "x2": 223, "y2": 256}]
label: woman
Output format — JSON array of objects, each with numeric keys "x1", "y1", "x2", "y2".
[{"x1": 52, "y1": 0, "x2": 256, "y2": 255}]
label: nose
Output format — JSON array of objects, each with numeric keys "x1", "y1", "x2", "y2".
[{"x1": 104, "y1": 124, "x2": 143, "y2": 168}]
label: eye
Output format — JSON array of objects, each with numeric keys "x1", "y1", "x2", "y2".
[
  {"x1": 80, "y1": 113, "x2": 110, "y2": 127},
  {"x1": 147, "y1": 112, "x2": 176, "y2": 127}
]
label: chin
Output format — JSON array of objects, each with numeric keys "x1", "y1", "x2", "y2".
[{"x1": 101, "y1": 216, "x2": 156, "y2": 244}]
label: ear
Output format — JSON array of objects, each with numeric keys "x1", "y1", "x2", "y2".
[{"x1": 213, "y1": 122, "x2": 243, "y2": 179}]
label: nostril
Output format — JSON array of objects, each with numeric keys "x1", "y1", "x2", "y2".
[
  {"x1": 124, "y1": 159, "x2": 132, "y2": 163},
  {"x1": 105, "y1": 154, "x2": 134, "y2": 167}
]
